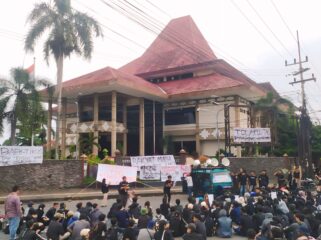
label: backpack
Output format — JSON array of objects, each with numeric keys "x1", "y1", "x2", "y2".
[{"x1": 204, "y1": 215, "x2": 215, "y2": 236}]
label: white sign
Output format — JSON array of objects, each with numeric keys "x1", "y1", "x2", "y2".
[
  {"x1": 233, "y1": 128, "x2": 271, "y2": 143},
  {"x1": 139, "y1": 166, "x2": 160, "y2": 180},
  {"x1": 130, "y1": 155, "x2": 176, "y2": 169},
  {"x1": 96, "y1": 164, "x2": 137, "y2": 184},
  {"x1": 160, "y1": 165, "x2": 191, "y2": 182},
  {"x1": 213, "y1": 172, "x2": 232, "y2": 183},
  {"x1": 0, "y1": 146, "x2": 43, "y2": 166}
]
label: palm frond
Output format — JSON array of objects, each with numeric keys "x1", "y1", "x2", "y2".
[
  {"x1": 73, "y1": 12, "x2": 103, "y2": 59},
  {"x1": 25, "y1": 15, "x2": 55, "y2": 52},
  {"x1": 27, "y1": 2, "x2": 54, "y2": 23},
  {"x1": 0, "y1": 96, "x2": 11, "y2": 135}
]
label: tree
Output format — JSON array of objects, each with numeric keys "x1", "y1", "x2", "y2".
[
  {"x1": 0, "y1": 68, "x2": 46, "y2": 145},
  {"x1": 79, "y1": 132, "x2": 100, "y2": 155},
  {"x1": 24, "y1": 0, "x2": 103, "y2": 158},
  {"x1": 252, "y1": 92, "x2": 298, "y2": 156}
]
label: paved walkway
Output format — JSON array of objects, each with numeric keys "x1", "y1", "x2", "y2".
[{"x1": 0, "y1": 186, "x2": 182, "y2": 203}]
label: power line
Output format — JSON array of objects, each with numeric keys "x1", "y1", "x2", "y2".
[
  {"x1": 230, "y1": 0, "x2": 285, "y2": 59},
  {"x1": 245, "y1": 0, "x2": 294, "y2": 58}
]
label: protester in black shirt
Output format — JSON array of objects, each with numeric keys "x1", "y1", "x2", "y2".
[
  {"x1": 101, "y1": 178, "x2": 109, "y2": 207},
  {"x1": 258, "y1": 170, "x2": 269, "y2": 188},
  {"x1": 164, "y1": 175, "x2": 174, "y2": 204},
  {"x1": 118, "y1": 176, "x2": 129, "y2": 207},
  {"x1": 46, "y1": 213, "x2": 66, "y2": 240},
  {"x1": 248, "y1": 171, "x2": 257, "y2": 192},
  {"x1": 45, "y1": 202, "x2": 59, "y2": 223},
  {"x1": 238, "y1": 170, "x2": 248, "y2": 196},
  {"x1": 274, "y1": 170, "x2": 286, "y2": 188},
  {"x1": 230, "y1": 171, "x2": 239, "y2": 194}
]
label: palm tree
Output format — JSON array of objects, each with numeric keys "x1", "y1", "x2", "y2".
[
  {"x1": 0, "y1": 68, "x2": 45, "y2": 145},
  {"x1": 24, "y1": 0, "x2": 103, "y2": 159},
  {"x1": 79, "y1": 132, "x2": 101, "y2": 155}
]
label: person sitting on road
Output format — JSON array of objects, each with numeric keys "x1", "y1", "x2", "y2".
[
  {"x1": 67, "y1": 214, "x2": 90, "y2": 240},
  {"x1": 137, "y1": 208, "x2": 152, "y2": 229},
  {"x1": 217, "y1": 209, "x2": 232, "y2": 238},
  {"x1": 182, "y1": 223, "x2": 203, "y2": 240}
]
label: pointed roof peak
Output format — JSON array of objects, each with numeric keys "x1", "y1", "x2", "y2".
[{"x1": 120, "y1": 15, "x2": 217, "y2": 75}]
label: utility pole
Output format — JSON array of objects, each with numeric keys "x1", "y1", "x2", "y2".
[{"x1": 285, "y1": 30, "x2": 316, "y2": 178}]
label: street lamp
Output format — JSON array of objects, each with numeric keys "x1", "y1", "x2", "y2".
[{"x1": 197, "y1": 104, "x2": 230, "y2": 155}]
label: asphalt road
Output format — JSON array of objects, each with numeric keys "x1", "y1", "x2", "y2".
[{"x1": 0, "y1": 194, "x2": 246, "y2": 240}]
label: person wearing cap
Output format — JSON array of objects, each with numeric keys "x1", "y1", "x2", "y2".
[
  {"x1": 182, "y1": 223, "x2": 203, "y2": 240},
  {"x1": 164, "y1": 175, "x2": 174, "y2": 204},
  {"x1": 137, "y1": 207, "x2": 152, "y2": 229}
]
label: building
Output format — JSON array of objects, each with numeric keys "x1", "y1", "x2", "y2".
[{"x1": 44, "y1": 15, "x2": 269, "y2": 158}]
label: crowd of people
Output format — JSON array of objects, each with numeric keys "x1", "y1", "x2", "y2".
[{"x1": 2, "y1": 166, "x2": 321, "y2": 240}]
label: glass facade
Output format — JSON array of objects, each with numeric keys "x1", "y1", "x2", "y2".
[{"x1": 165, "y1": 107, "x2": 196, "y2": 125}]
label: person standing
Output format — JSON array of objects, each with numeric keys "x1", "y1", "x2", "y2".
[
  {"x1": 248, "y1": 171, "x2": 257, "y2": 192},
  {"x1": 258, "y1": 170, "x2": 269, "y2": 189},
  {"x1": 164, "y1": 175, "x2": 174, "y2": 204},
  {"x1": 118, "y1": 176, "x2": 130, "y2": 207},
  {"x1": 238, "y1": 170, "x2": 248, "y2": 196},
  {"x1": 101, "y1": 178, "x2": 109, "y2": 207},
  {"x1": 274, "y1": 170, "x2": 286, "y2": 189},
  {"x1": 185, "y1": 174, "x2": 193, "y2": 197},
  {"x1": 4, "y1": 185, "x2": 22, "y2": 240},
  {"x1": 293, "y1": 165, "x2": 302, "y2": 189}
]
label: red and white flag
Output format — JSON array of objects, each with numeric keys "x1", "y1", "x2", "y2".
[{"x1": 25, "y1": 63, "x2": 35, "y2": 74}]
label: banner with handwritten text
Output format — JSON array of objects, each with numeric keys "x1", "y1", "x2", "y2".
[{"x1": 0, "y1": 146, "x2": 43, "y2": 166}]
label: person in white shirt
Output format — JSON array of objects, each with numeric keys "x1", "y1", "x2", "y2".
[{"x1": 185, "y1": 174, "x2": 193, "y2": 197}]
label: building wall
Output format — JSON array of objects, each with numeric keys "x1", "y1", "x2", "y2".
[{"x1": 0, "y1": 160, "x2": 83, "y2": 191}]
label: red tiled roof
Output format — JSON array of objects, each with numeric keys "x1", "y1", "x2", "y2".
[
  {"x1": 258, "y1": 82, "x2": 279, "y2": 97},
  {"x1": 119, "y1": 15, "x2": 217, "y2": 75},
  {"x1": 157, "y1": 73, "x2": 243, "y2": 96},
  {"x1": 61, "y1": 67, "x2": 167, "y2": 98}
]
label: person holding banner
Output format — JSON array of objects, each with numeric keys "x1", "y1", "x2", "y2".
[
  {"x1": 163, "y1": 175, "x2": 174, "y2": 204},
  {"x1": 118, "y1": 176, "x2": 130, "y2": 207},
  {"x1": 101, "y1": 178, "x2": 109, "y2": 207}
]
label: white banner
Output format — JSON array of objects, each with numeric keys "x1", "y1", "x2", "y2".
[
  {"x1": 139, "y1": 166, "x2": 160, "y2": 180},
  {"x1": 0, "y1": 146, "x2": 43, "y2": 166},
  {"x1": 130, "y1": 155, "x2": 176, "y2": 169},
  {"x1": 212, "y1": 172, "x2": 232, "y2": 183},
  {"x1": 96, "y1": 164, "x2": 137, "y2": 184},
  {"x1": 160, "y1": 165, "x2": 191, "y2": 182},
  {"x1": 233, "y1": 128, "x2": 271, "y2": 143}
]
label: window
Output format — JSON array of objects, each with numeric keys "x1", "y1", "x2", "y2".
[
  {"x1": 79, "y1": 97, "x2": 94, "y2": 122},
  {"x1": 165, "y1": 107, "x2": 195, "y2": 125}
]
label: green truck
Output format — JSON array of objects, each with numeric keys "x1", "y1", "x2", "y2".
[{"x1": 191, "y1": 166, "x2": 232, "y2": 197}]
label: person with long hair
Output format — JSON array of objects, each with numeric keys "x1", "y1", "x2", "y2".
[
  {"x1": 293, "y1": 165, "x2": 302, "y2": 189},
  {"x1": 101, "y1": 178, "x2": 109, "y2": 207}
]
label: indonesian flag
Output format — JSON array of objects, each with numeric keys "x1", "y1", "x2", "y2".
[{"x1": 25, "y1": 64, "x2": 35, "y2": 74}]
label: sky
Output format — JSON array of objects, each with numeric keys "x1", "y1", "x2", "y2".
[{"x1": 1, "y1": 0, "x2": 321, "y2": 143}]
